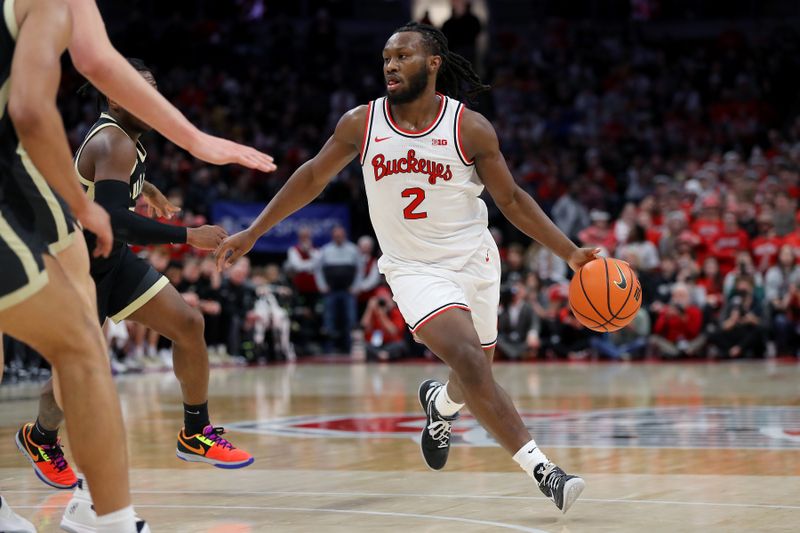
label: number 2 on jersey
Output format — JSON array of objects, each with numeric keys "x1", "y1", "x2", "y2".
[{"x1": 402, "y1": 187, "x2": 427, "y2": 219}]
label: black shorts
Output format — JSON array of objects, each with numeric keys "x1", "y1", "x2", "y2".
[
  {"x1": 91, "y1": 243, "x2": 168, "y2": 324},
  {"x1": 0, "y1": 180, "x2": 49, "y2": 313},
  {"x1": 5, "y1": 147, "x2": 76, "y2": 253}
]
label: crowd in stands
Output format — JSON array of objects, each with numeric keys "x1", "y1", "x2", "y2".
[{"x1": 4, "y1": 5, "x2": 800, "y2": 382}]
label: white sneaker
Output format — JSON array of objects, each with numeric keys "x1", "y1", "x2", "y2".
[
  {"x1": 0, "y1": 495, "x2": 36, "y2": 533},
  {"x1": 60, "y1": 480, "x2": 150, "y2": 533}
]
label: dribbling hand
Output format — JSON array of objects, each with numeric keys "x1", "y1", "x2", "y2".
[
  {"x1": 215, "y1": 229, "x2": 257, "y2": 271},
  {"x1": 567, "y1": 247, "x2": 601, "y2": 272},
  {"x1": 189, "y1": 132, "x2": 277, "y2": 173},
  {"x1": 75, "y1": 201, "x2": 113, "y2": 258}
]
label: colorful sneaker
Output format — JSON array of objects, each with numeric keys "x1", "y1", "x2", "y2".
[
  {"x1": 534, "y1": 461, "x2": 585, "y2": 514},
  {"x1": 15, "y1": 423, "x2": 77, "y2": 489},
  {"x1": 176, "y1": 425, "x2": 253, "y2": 469},
  {"x1": 0, "y1": 495, "x2": 36, "y2": 533},
  {"x1": 61, "y1": 478, "x2": 150, "y2": 533}
]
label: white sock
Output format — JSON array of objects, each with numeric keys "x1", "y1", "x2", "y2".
[
  {"x1": 513, "y1": 439, "x2": 549, "y2": 479},
  {"x1": 434, "y1": 382, "x2": 464, "y2": 416},
  {"x1": 96, "y1": 505, "x2": 137, "y2": 533}
]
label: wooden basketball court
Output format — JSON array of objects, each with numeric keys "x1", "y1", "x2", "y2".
[{"x1": 2, "y1": 361, "x2": 799, "y2": 532}]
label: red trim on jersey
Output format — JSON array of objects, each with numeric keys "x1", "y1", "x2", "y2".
[
  {"x1": 410, "y1": 304, "x2": 471, "y2": 333},
  {"x1": 456, "y1": 105, "x2": 474, "y2": 165},
  {"x1": 385, "y1": 93, "x2": 446, "y2": 136},
  {"x1": 481, "y1": 341, "x2": 497, "y2": 351},
  {"x1": 359, "y1": 101, "x2": 373, "y2": 165}
]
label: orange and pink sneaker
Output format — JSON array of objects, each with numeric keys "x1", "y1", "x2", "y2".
[
  {"x1": 15, "y1": 423, "x2": 78, "y2": 489},
  {"x1": 176, "y1": 425, "x2": 253, "y2": 469}
]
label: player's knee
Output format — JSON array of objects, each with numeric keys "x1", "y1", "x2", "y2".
[
  {"x1": 448, "y1": 342, "x2": 490, "y2": 381},
  {"x1": 180, "y1": 307, "x2": 205, "y2": 339}
]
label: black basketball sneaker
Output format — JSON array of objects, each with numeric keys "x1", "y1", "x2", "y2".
[
  {"x1": 534, "y1": 461, "x2": 586, "y2": 514},
  {"x1": 418, "y1": 379, "x2": 459, "y2": 470}
]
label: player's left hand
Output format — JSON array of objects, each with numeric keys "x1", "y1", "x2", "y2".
[
  {"x1": 567, "y1": 247, "x2": 601, "y2": 272},
  {"x1": 143, "y1": 186, "x2": 180, "y2": 219},
  {"x1": 190, "y1": 132, "x2": 277, "y2": 174},
  {"x1": 215, "y1": 229, "x2": 258, "y2": 271}
]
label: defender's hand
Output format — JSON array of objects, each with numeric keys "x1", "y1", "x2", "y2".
[
  {"x1": 215, "y1": 229, "x2": 257, "y2": 271},
  {"x1": 74, "y1": 201, "x2": 112, "y2": 258},
  {"x1": 187, "y1": 225, "x2": 228, "y2": 250},
  {"x1": 189, "y1": 132, "x2": 277, "y2": 173},
  {"x1": 143, "y1": 186, "x2": 180, "y2": 219},
  {"x1": 568, "y1": 247, "x2": 601, "y2": 272}
]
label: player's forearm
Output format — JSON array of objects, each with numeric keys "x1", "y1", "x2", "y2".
[
  {"x1": 11, "y1": 103, "x2": 89, "y2": 215},
  {"x1": 248, "y1": 161, "x2": 326, "y2": 237},
  {"x1": 498, "y1": 186, "x2": 578, "y2": 261}
]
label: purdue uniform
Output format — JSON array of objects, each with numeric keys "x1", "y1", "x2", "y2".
[
  {"x1": 0, "y1": 0, "x2": 72, "y2": 311},
  {"x1": 74, "y1": 113, "x2": 168, "y2": 323},
  {"x1": 359, "y1": 93, "x2": 500, "y2": 348}
]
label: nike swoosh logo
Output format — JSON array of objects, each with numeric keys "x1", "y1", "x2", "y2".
[
  {"x1": 527, "y1": 447, "x2": 538, "y2": 453},
  {"x1": 374, "y1": 136, "x2": 391, "y2": 143},
  {"x1": 185, "y1": 410, "x2": 200, "y2": 415},
  {"x1": 178, "y1": 434, "x2": 206, "y2": 455},
  {"x1": 614, "y1": 263, "x2": 628, "y2": 290}
]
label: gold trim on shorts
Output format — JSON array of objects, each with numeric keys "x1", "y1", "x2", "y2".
[{"x1": 109, "y1": 275, "x2": 169, "y2": 324}]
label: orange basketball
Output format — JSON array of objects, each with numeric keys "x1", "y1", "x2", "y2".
[{"x1": 568, "y1": 257, "x2": 642, "y2": 332}]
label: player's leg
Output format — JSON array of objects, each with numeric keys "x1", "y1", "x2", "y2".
[
  {"x1": 18, "y1": 229, "x2": 91, "y2": 489},
  {"x1": 414, "y1": 310, "x2": 585, "y2": 513},
  {"x1": 0, "y1": 255, "x2": 135, "y2": 523},
  {"x1": 123, "y1": 275, "x2": 253, "y2": 468}
]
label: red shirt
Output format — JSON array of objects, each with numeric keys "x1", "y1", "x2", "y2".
[
  {"x1": 653, "y1": 306, "x2": 703, "y2": 342},
  {"x1": 784, "y1": 233, "x2": 800, "y2": 264},
  {"x1": 365, "y1": 307, "x2": 406, "y2": 344},
  {"x1": 751, "y1": 236, "x2": 784, "y2": 271},
  {"x1": 290, "y1": 245, "x2": 319, "y2": 294},
  {"x1": 712, "y1": 229, "x2": 750, "y2": 275},
  {"x1": 691, "y1": 219, "x2": 723, "y2": 242}
]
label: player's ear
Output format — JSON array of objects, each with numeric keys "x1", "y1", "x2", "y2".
[{"x1": 429, "y1": 54, "x2": 442, "y2": 75}]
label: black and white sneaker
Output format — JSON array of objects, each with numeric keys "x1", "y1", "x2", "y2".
[
  {"x1": 534, "y1": 462, "x2": 585, "y2": 514},
  {"x1": 418, "y1": 379, "x2": 458, "y2": 470}
]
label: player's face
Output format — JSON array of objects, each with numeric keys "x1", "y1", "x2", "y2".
[{"x1": 383, "y1": 32, "x2": 436, "y2": 104}]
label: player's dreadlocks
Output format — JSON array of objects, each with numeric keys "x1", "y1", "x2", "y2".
[
  {"x1": 78, "y1": 58, "x2": 153, "y2": 112},
  {"x1": 393, "y1": 21, "x2": 490, "y2": 102}
]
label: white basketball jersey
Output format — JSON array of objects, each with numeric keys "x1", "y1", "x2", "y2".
[{"x1": 360, "y1": 94, "x2": 490, "y2": 272}]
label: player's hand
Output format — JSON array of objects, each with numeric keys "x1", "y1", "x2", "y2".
[
  {"x1": 143, "y1": 185, "x2": 180, "y2": 219},
  {"x1": 189, "y1": 132, "x2": 277, "y2": 173},
  {"x1": 187, "y1": 225, "x2": 228, "y2": 250},
  {"x1": 567, "y1": 247, "x2": 601, "y2": 272},
  {"x1": 215, "y1": 229, "x2": 258, "y2": 271},
  {"x1": 74, "y1": 201, "x2": 113, "y2": 258}
]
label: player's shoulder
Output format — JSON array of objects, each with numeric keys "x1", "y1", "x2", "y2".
[
  {"x1": 334, "y1": 104, "x2": 371, "y2": 144},
  {"x1": 458, "y1": 107, "x2": 495, "y2": 136},
  {"x1": 84, "y1": 124, "x2": 137, "y2": 163},
  {"x1": 457, "y1": 107, "x2": 498, "y2": 156}
]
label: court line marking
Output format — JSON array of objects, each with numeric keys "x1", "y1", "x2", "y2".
[
  {"x1": 7, "y1": 489, "x2": 800, "y2": 511},
  {"x1": 12, "y1": 504, "x2": 548, "y2": 532}
]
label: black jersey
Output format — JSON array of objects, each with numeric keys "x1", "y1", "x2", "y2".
[{"x1": 74, "y1": 112, "x2": 147, "y2": 208}]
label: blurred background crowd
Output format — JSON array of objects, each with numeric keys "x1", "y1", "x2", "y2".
[{"x1": 4, "y1": 0, "x2": 800, "y2": 382}]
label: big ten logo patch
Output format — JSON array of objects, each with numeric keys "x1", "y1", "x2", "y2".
[{"x1": 432, "y1": 138, "x2": 448, "y2": 146}]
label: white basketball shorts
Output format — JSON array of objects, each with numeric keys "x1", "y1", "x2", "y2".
[{"x1": 382, "y1": 233, "x2": 501, "y2": 348}]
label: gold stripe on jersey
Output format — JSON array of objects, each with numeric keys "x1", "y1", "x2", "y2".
[
  {"x1": 16, "y1": 143, "x2": 70, "y2": 253},
  {"x1": 109, "y1": 275, "x2": 168, "y2": 323},
  {"x1": 0, "y1": 78, "x2": 9, "y2": 117},
  {"x1": 74, "y1": 118, "x2": 141, "y2": 198},
  {"x1": 3, "y1": 0, "x2": 17, "y2": 41},
  {"x1": 0, "y1": 210, "x2": 49, "y2": 312}
]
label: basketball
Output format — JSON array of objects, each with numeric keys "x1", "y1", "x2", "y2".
[{"x1": 569, "y1": 258, "x2": 642, "y2": 332}]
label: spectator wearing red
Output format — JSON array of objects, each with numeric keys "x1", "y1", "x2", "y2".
[
  {"x1": 750, "y1": 212, "x2": 783, "y2": 272},
  {"x1": 782, "y1": 212, "x2": 800, "y2": 263},
  {"x1": 691, "y1": 196, "x2": 723, "y2": 254},
  {"x1": 578, "y1": 210, "x2": 616, "y2": 255},
  {"x1": 356, "y1": 235, "x2": 381, "y2": 307},
  {"x1": 360, "y1": 287, "x2": 407, "y2": 361},
  {"x1": 711, "y1": 212, "x2": 750, "y2": 275},
  {"x1": 650, "y1": 283, "x2": 705, "y2": 357},
  {"x1": 696, "y1": 256, "x2": 724, "y2": 314},
  {"x1": 286, "y1": 226, "x2": 320, "y2": 294}
]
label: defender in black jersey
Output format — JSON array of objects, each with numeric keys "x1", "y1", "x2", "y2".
[
  {"x1": 0, "y1": 0, "x2": 140, "y2": 530},
  {"x1": 17, "y1": 60, "x2": 254, "y2": 482}
]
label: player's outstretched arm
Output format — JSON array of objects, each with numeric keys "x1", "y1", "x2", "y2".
[
  {"x1": 215, "y1": 106, "x2": 366, "y2": 270},
  {"x1": 63, "y1": 0, "x2": 276, "y2": 173},
  {"x1": 89, "y1": 129, "x2": 225, "y2": 250},
  {"x1": 9, "y1": 0, "x2": 112, "y2": 257},
  {"x1": 462, "y1": 109, "x2": 598, "y2": 271}
]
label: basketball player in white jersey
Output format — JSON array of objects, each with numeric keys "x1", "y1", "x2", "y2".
[{"x1": 216, "y1": 22, "x2": 597, "y2": 513}]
